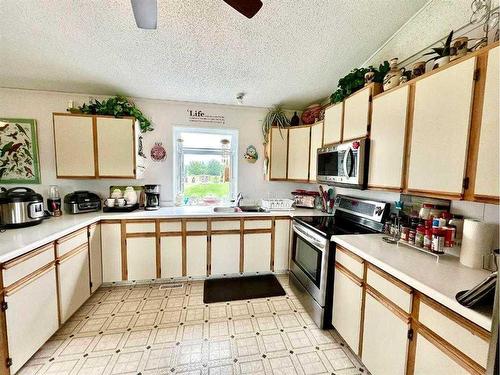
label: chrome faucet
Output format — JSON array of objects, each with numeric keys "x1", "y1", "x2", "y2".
[{"x1": 235, "y1": 193, "x2": 243, "y2": 207}]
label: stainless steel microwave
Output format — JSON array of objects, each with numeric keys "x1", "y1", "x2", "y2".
[{"x1": 316, "y1": 138, "x2": 369, "y2": 189}]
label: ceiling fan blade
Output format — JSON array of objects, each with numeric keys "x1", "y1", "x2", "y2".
[
  {"x1": 223, "y1": 0, "x2": 263, "y2": 18},
  {"x1": 130, "y1": 0, "x2": 157, "y2": 29}
]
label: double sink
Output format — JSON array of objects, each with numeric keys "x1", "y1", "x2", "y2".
[{"x1": 213, "y1": 206, "x2": 267, "y2": 213}]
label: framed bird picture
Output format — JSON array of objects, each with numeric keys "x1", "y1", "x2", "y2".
[{"x1": 0, "y1": 118, "x2": 41, "y2": 184}]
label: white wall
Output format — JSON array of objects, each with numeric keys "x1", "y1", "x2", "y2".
[{"x1": 0, "y1": 88, "x2": 311, "y2": 205}]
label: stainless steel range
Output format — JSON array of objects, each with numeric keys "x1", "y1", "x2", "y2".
[{"x1": 289, "y1": 195, "x2": 389, "y2": 328}]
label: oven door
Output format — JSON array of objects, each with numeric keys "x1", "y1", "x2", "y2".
[{"x1": 290, "y1": 223, "x2": 329, "y2": 306}]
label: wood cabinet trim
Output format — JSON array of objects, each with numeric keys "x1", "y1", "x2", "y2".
[
  {"x1": 181, "y1": 220, "x2": 187, "y2": 277},
  {"x1": 415, "y1": 323, "x2": 485, "y2": 375},
  {"x1": 100, "y1": 219, "x2": 121, "y2": 224},
  {"x1": 3, "y1": 263, "x2": 56, "y2": 297},
  {"x1": 160, "y1": 231, "x2": 183, "y2": 237},
  {"x1": 55, "y1": 228, "x2": 87, "y2": 245},
  {"x1": 336, "y1": 245, "x2": 364, "y2": 264},
  {"x1": 239, "y1": 219, "x2": 244, "y2": 273},
  {"x1": 56, "y1": 243, "x2": 88, "y2": 264},
  {"x1": 52, "y1": 112, "x2": 136, "y2": 120},
  {"x1": 270, "y1": 219, "x2": 275, "y2": 272},
  {"x1": 0, "y1": 268, "x2": 9, "y2": 375},
  {"x1": 155, "y1": 220, "x2": 161, "y2": 279},
  {"x1": 406, "y1": 287, "x2": 420, "y2": 375},
  {"x1": 92, "y1": 116, "x2": 99, "y2": 177},
  {"x1": 207, "y1": 219, "x2": 212, "y2": 277},
  {"x1": 367, "y1": 263, "x2": 412, "y2": 294},
  {"x1": 472, "y1": 194, "x2": 500, "y2": 204},
  {"x1": 335, "y1": 262, "x2": 363, "y2": 286},
  {"x1": 358, "y1": 262, "x2": 368, "y2": 357},
  {"x1": 366, "y1": 285, "x2": 411, "y2": 323},
  {"x1": 124, "y1": 219, "x2": 156, "y2": 224},
  {"x1": 125, "y1": 232, "x2": 156, "y2": 238},
  {"x1": 418, "y1": 292, "x2": 490, "y2": 342},
  {"x1": 120, "y1": 221, "x2": 127, "y2": 281},
  {"x1": 1, "y1": 243, "x2": 54, "y2": 270}
]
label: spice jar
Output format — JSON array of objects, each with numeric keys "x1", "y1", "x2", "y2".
[
  {"x1": 443, "y1": 226, "x2": 456, "y2": 247},
  {"x1": 408, "y1": 227, "x2": 416, "y2": 245},
  {"x1": 431, "y1": 227, "x2": 445, "y2": 254},
  {"x1": 400, "y1": 226, "x2": 410, "y2": 242},
  {"x1": 424, "y1": 228, "x2": 433, "y2": 250},
  {"x1": 415, "y1": 225, "x2": 425, "y2": 248}
]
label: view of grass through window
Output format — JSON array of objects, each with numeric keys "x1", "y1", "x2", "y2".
[{"x1": 183, "y1": 157, "x2": 230, "y2": 198}]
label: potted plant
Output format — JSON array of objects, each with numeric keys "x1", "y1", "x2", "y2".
[
  {"x1": 69, "y1": 95, "x2": 153, "y2": 133},
  {"x1": 262, "y1": 105, "x2": 290, "y2": 143},
  {"x1": 423, "y1": 30, "x2": 454, "y2": 70}
]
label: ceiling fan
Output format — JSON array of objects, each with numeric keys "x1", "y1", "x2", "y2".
[{"x1": 130, "y1": 0, "x2": 263, "y2": 29}]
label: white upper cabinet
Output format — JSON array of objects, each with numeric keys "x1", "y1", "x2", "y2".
[
  {"x1": 474, "y1": 46, "x2": 499, "y2": 199},
  {"x1": 96, "y1": 117, "x2": 136, "y2": 178},
  {"x1": 309, "y1": 121, "x2": 323, "y2": 182},
  {"x1": 368, "y1": 85, "x2": 409, "y2": 189},
  {"x1": 343, "y1": 84, "x2": 380, "y2": 141},
  {"x1": 53, "y1": 114, "x2": 95, "y2": 177},
  {"x1": 269, "y1": 127, "x2": 288, "y2": 180},
  {"x1": 53, "y1": 114, "x2": 144, "y2": 179},
  {"x1": 323, "y1": 102, "x2": 343, "y2": 145},
  {"x1": 407, "y1": 57, "x2": 476, "y2": 196},
  {"x1": 287, "y1": 126, "x2": 311, "y2": 181}
]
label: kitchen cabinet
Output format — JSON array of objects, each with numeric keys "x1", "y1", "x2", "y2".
[
  {"x1": 160, "y1": 236, "x2": 182, "y2": 278},
  {"x1": 413, "y1": 332, "x2": 470, "y2": 375},
  {"x1": 126, "y1": 237, "x2": 156, "y2": 281},
  {"x1": 4, "y1": 267, "x2": 59, "y2": 374},
  {"x1": 53, "y1": 114, "x2": 96, "y2": 177},
  {"x1": 287, "y1": 126, "x2": 311, "y2": 181},
  {"x1": 332, "y1": 263, "x2": 363, "y2": 354},
  {"x1": 269, "y1": 127, "x2": 289, "y2": 180},
  {"x1": 244, "y1": 233, "x2": 271, "y2": 272},
  {"x1": 273, "y1": 219, "x2": 290, "y2": 272},
  {"x1": 323, "y1": 102, "x2": 343, "y2": 145},
  {"x1": 88, "y1": 223, "x2": 102, "y2": 293},
  {"x1": 368, "y1": 85, "x2": 409, "y2": 190},
  {"x1": 52, "y1": 113, "x2": 145, "y2": 179},
  {"x1": 361, "y1": 289, "x2": 409, "y2": 375},
  {"x1": 309, "y1": 121, "x2": 323, "y2": 182},
  {"x1": 407, "y1": 57, "x2": 476, "y2": 198},
  {"x1": 101, "y1": 222, "x2": 123, "y2": 282},
  {"x1": 211, "y1": 234, "x2": 240, "y2": 275},
  {"x1": 57, "y1": 244, "x2": 91, "y2": 323},
  {"x1": 472, "y1": 45, "x2": 499, "y2": 201},
  {"x1": 343, "y1": 83, "x2": 381, "y2": 141},
  {"x1": 186, "y1": 235, "x2": 208, "y2": 277}
]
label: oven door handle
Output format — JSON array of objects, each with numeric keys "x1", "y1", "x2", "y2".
[{"x1": 293, "y1": 225, "x2": 326, "y2": 251}]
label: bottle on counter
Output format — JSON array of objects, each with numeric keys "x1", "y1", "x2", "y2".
[
  {"x1": 424, "y1": 228, "x2": 433, "y2": 250},
  {"x1": 415, "y1": 225, "x2": 425, "y2": 248},
  {"x1": 419, "y1": 204, "x2": 433, "y2": 220},
  {"x1": 449, "y1": 215, "x2": 464, "y2": 245},
  {"x1": 431, "y1": 227, "x2": 445, "y2": 254}
]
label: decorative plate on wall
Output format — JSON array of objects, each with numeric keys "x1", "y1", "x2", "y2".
[
  {"x1": 244, "y1": 145, "x2": 258, "y2": 163},
  {"x1": 0, "y1": 118, "x2": 41, "y2": 184},
  {"x1": 150, "y1": 142, "x2": 167, "y2": 162}
]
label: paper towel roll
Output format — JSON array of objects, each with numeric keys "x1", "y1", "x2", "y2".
[{"x1": 459, "y1": 219, "x2": 494, "y2": 269}]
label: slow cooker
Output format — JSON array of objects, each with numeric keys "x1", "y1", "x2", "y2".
[{"x1": 0, "y1": 187, "x2": 46, "y2": 228}]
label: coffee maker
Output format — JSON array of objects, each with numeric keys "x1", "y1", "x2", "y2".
[{"x1": 144, "y1": 185, "x2": 160, "y2": 211}]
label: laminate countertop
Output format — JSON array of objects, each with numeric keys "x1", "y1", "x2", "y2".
[
  {"x1": 331, "y1": 233, "x2": 493, "y2": 331},
  {"x1": 0, "y1": 207, "x2": 327, "y2": 264}
]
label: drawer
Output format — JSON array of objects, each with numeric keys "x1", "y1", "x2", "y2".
[
  {"x1": 212, "y1": 220, "x2": 241, "y2": 231},
  {"x1": 336, "y1": 246, "x2": 364, "y2": 279},
  {"x1": 244, "y1": 219, "x2": 272, "y2": 230},
  {"x1": 186, "y1": 221, "x2": 207, "y2": 231},
  {"x1": 418, "y1": 297, "x2": 490, "y2": 368},
  {"x1": 366, "y1": 265, "x2": 412, "y2": 313},
  {"x1": 159, "y1": 221, "x2": 181, "y2": 232},
  {"x1": 126, "y1": 221, "x2": 155, "y2": 233},
  {"x1": 56, "y1": 228, "x2": 88, "y2": 257},
  {"x1": 2, "y1": 243, "x2": 55, "y2": 287}
]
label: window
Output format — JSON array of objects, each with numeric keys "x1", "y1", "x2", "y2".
[{"x1": 173, "y1": 127, "x2": 238, "y2": 205}]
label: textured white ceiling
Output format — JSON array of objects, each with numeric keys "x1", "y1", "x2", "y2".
[{"x1": 0, "y1": 0, "x2": 427, "y2": 108}]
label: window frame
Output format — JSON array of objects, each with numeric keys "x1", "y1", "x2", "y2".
[{"x1": 173, "y1": 126, "x2": 239, "y2": 204}]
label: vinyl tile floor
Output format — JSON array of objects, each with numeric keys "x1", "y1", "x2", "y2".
[{"x1": 18, "y1": 275, "x2": 368, "y2": 375}]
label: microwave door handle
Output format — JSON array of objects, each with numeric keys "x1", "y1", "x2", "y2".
[{"x1": 342, "y1": 149, "x2": 349, "y2": 177}]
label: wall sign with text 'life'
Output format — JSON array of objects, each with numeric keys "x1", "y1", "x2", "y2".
[{"x1": 187, "y1": 109, "x2": 225, "y2": 125}]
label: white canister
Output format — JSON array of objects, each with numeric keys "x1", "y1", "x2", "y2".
[
  {"x1": 123, "y1": 186, "x2": 138, "y2": 205},
  {"x1": 459, "y1": 219, "x2": 495, "y2": 269}
]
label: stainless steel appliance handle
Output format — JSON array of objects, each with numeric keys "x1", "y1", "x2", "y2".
[
  {"x1": 293, "y1": 224, "x2": 325, "y2": 251},
  {"x1": 342, "y1": 149, "x2": 350, "y2": 177}
]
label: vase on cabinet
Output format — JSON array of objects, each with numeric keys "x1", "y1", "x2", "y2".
[
  {"x1": 383, "y1": 58, "x2": 403, "y2": 91},
  {"x1": 433, "y1": 55, "x2": 450, "y2": 70}
]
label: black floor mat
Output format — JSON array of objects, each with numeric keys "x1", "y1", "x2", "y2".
[{"x1": 203, "y1": 274, "x2": 286, "y2": 304}]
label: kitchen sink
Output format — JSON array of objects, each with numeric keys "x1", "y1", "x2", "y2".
[
  {"x1": 213, "y1": 207, "x2": 241, "y2": 213},
  {"x1": 239, "y1": 206, "x2": 267, "y2": 212}
]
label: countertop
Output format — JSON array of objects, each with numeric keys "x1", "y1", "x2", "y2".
[
  {"x1": 0, "y1": 207, "x2": 326, "y2": 264},
  {"x1": 331, "y1": 233, "x2": 493, "y2": 331}
]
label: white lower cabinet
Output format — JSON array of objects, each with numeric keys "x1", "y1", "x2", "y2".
[
  {"x1": 5, "y1": 267, "x2": 59, "y2": 374},
  {"x1": 274, "y1": 219, "x2": 290, "y2": 272},
  {"x1": 244, "y1": 233, "x2": 271, "y2": 272},
  {"x1": 57, "y1": 247, "x2": 91, "y2": 323},
  {"x1": 186, "y1": 235, "x2": 207, "y2": 277},
  {"x1": 413, "y1": 334, "x2": 469, "y2": 375},
  {"x1": 160, "y1": 236, "x2": 182, "y2": 278},
  {"x1": 211, "y1": 234, "x2": 240, "y2": 275},
  {"x1": 126, "y1": 237, "x2": 156, "y2": 281},
  {"x1": 101, "y1": 223, "x2": 122, "y2": 282},
  {"x1": 332, "y1": 266, "x2": 363, "y2": 353},
  {"x1": 88, "y1": 224, "x2": 102, "y2": 293},
  {"x1": 361, "y1": 292, "x2": 408, "y2": 375}
]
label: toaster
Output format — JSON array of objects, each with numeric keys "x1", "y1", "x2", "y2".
[{"x1": 64, "y1": 191, "x2": 101, "y2": 214}]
